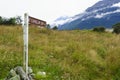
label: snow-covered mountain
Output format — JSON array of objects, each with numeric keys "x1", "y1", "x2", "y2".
[
  {"x1": 57, "y1": 0, "x2": 120, "y2": 30},
  {"x1": 51, "y1": 16, "x2": 70, "y2": 27}
]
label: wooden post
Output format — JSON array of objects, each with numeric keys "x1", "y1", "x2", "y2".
[{"x1": 24, "y1": 13, "x2": 29, "y2": 76}]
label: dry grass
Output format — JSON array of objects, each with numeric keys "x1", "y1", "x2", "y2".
[{"x1": 0, "y1": 25, "x2": 120, "y2": 80}]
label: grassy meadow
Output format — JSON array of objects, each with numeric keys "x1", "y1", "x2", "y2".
[{"x1": 0, "y1": 25, "x2": 120, "y2": 80}]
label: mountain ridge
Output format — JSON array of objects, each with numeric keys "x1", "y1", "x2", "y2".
[{"x1": 57, "y1": 0, "x2": 120, "y2": 30}]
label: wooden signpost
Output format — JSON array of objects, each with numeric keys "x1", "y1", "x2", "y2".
[
  {"x1": 23, "y1": 13, "x2": 47, "y2": 79},
  {"x1": 29, "y1": 16, "x2": 46, "y2": 27},
  {"x1": 24, "y1": 13, "x2": 29, "y2": 76}
]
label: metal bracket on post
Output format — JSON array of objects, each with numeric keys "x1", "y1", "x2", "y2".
[{"x1": 24, "y1": 13, "x2": 29, "y2": 78}]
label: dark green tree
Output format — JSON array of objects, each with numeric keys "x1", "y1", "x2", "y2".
[
  {"x1": 112, "y1": 22, "x2": 120, "y2": 34},
  {"x1": 0, "y1": 16, "x2": 3, "y2": 25},
  {"x1": 52, "y1": 26, "x2": 58, "y2": 30},
  {"x1": 47, "y1": 24, "x2": 51, "y2": 29},
  {"x1": 2, "y1": 18, "x2": 8, "y2": 25},
  {"x1": 93, "y1": 26, "x2": 105, "y2": 32},
  {"x1": 16, "y1": 16, "x2": 22, "y2": 24},
  {"x1": 8, "y1": 17, "x2": 16, "y2": 25},
  {"x1": 0, "y1": 16, "x2": 21, "y2": 25}
]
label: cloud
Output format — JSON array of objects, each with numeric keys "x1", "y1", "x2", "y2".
[{"x1": 0, "y1": 0, "x2": 100, "y2": 24}]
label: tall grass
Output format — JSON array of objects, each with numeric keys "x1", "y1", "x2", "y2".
[{"x1": 0, "y1": 25, "x2": 120, "y2": 80}]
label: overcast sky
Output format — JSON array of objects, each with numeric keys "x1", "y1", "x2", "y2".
[{"x1": 0, "y1": 0, "x2": 100, "y2": 23}]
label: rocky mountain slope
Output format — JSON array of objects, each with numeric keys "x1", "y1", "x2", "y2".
[{"x1": 58, "y1": 0, "x2": 120, "y2": 30}]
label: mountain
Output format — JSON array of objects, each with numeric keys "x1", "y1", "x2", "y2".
[
  {"x1": 51, "y1": 16, "x2": 70, "y2": 27},
  {"x1": 58, "y1": 0, "x2": 120, "y2": 30}
]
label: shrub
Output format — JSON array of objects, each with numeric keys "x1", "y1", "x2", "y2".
[
  {"x1": 93, "y1": 27, "x2": 105, "y2": 32},
  {"x1": 0, "y1": 16, "x2": 22, "y2": 25},
  {"x1": 46, "y1": 24, "x2": 51, "y2": 29},
  {"x1": 52, "y1": 26, "x2": 58, "y2": 30},
  {"x1": 112, "y1": 22, "x2": 120, "y2": 34}
]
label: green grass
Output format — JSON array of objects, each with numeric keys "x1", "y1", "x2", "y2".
[{"x1": 0, "y1": 25, "x2": 120, "y2": 80}]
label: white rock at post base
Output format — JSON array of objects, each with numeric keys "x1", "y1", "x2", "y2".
[
  {"x1": 14, "y1": 66, "x2": 28, "y2": 80},
  {"x1": 9, "y1": 75, "x2": 20, "y2": 80},
  {"x1": 5, "y1": 66, "x2": 34, "y2": 80},
  {"x1": 28, "y1": 67, "x2": 33, "y2": 74},
  {"x1": 9, "y1": 69, "x2": 17, "y2": 77},
  {"x1": 36, "y1": 71, "x2": 46, "y2": 78}
]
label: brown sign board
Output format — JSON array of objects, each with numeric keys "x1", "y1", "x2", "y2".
[{"x1": 29, "y1": 16, "x2": 46, "y2": 27}]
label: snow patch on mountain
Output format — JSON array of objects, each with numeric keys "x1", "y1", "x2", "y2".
[
  {"x1": 95, "y1": 9, "x2": 120, "y2": 18},
  {"x1": 52, "y1": 18, "x2": 71, "y2": 26},
  {"x1": 51, "y1": 13, "x2": 84, "y2": 26},
  {"x1": 69, "y1": 2, "x2": 120, "y2": 21},
  {"x1": 94, "y1": 3, "x2": 120, "y2": 18},
  {"x1": 54, "y1": 1, "x2": 120, "y2": 26},
  {"x1": 53, "y1": 0, "x2": 120, "y2": 30},
  {"x1": 112, "y1": 2, "x2": 120, "y2": 7},
  {"x1": 54, "y1": 16, "x2": 70, "y2": 22},
  {"x1": 81, "y1": 15, "x2": 93, "y2": 21}
]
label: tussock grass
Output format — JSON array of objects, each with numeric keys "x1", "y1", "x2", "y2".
[{"x1": 0, "y1": 25, "x2": 120, "y2": 80}]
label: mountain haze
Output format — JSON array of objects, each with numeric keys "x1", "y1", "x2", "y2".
[{"x1": 57, "y1": 0, "x2": 120, "y2": 30}]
